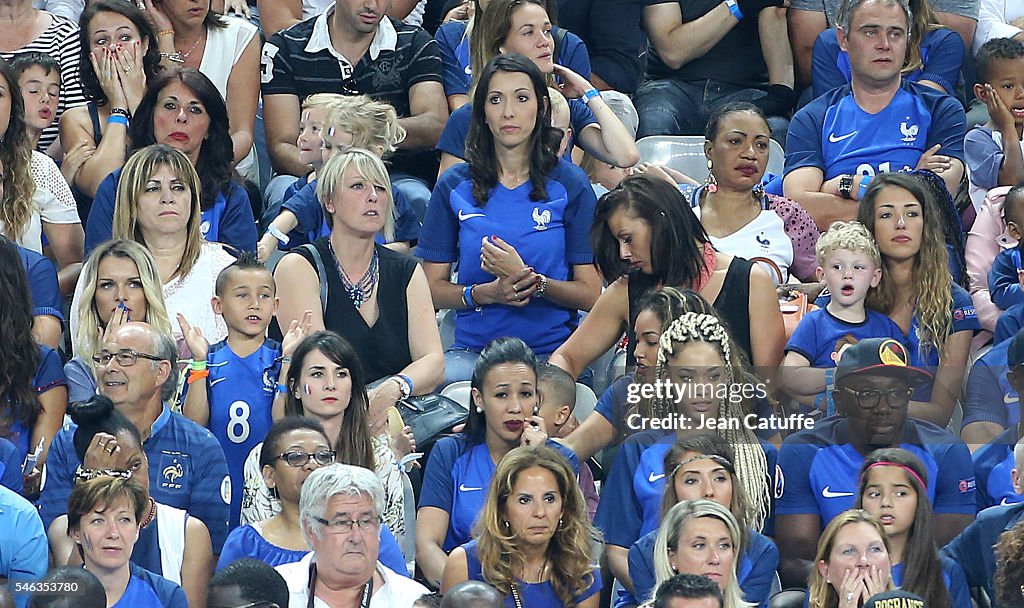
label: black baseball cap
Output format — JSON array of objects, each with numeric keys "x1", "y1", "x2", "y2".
[{"x1": 835, "y1": 338, "x2": 932, "y2": 387}]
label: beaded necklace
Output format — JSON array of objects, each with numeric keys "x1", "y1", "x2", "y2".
[{"x1": 329, "y1": 242, "x2": 379, "y2": 309}]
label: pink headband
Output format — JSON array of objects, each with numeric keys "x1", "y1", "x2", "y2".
[{"x1": 862, "y1": 461, "x2": 927, "y2": 491}]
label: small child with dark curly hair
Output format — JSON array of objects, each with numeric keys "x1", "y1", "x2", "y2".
[{"x1": 995, "y1": 518, "x2": 1024, "y2": 606}]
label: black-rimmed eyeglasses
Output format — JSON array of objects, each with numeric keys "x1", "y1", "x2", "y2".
[
  {"x1": 838, "y1": 386, "x2": 914, "y2": 410},
  {"x1": 274, "y1": 450, "x2": 337, "y2": 467},
  {"x1": 92, "y1": 348, "x2": 166, "y2": 366}
]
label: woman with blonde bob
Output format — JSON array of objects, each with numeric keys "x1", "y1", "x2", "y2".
[
  {"x1": 651, "y1": 499, "x2": 751, "y2": 608},
  {"x1": 66, "y1": 239, "x2": 173, "y2": 403},
  {"x1": 440, "y1": 445, "x2": 602, "y2": 608},
  {"x1": 807, "y1": 510, "x2": 894, "y2": 608},
  {"x1": 112, "y1": 143, "x2": 234, "y2": 345},
  {"x1": 274, "y1": 147, "x2": 444, "y2": 434}
]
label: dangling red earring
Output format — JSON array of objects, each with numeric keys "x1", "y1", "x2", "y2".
[{"x1": 705, "y1": 159, "x2": 718, "y2": 193}]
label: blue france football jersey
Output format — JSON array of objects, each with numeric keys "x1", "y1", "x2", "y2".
[
  {"x1": 786, "y1": 80, "x2": 966, "y2": 181},
  {"x1": 596, "y1": 429, "x2": 778, "y2": 549},
  {"x1": 206, "y1": 339, "x2": 280, "y2": 527},
  {"x1": 419, "y1": 435, "x2": 578, "y2": 552},
  {"x1": 416, "y1": 161, "x2": 596, "y2": 354},
  {"x1": 972, "y1": 426, "x2": 1023, "y2": 511},
  {"x1": 786, "y1": 308, "x2": 905, "y2": 368},
  {"x1": 775, "y1": 417, "x2": 975, "y2": 526},
  {"x1": 962, "y1": 337, "x2": 1019, "y2": 429}
]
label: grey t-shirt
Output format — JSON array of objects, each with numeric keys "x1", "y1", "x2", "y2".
[{"x1": 790, "y1": 0, "x2": 978, "y2": 22}]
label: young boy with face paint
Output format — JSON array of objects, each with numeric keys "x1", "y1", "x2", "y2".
[
  {"x1": 257, "y1": 95, "x2": 420, "y2": 261},
  {"x1": 178, "y1": 252, "x2": 312, "y2": 526}
]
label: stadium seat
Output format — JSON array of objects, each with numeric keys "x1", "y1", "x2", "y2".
[
  {"x1": 635, "y1": 136, "x2": 785, "y2": 181},
  {"x1": 575, "y1": 383, "x2": 598, "y2": 422},
  {"x1": 440, "y1": 380, "x2": 473, "y2": 410}
]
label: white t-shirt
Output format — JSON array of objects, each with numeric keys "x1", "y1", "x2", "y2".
[
  {"x1": 277, "y1": 553, "x2": 427, "y2": 608},
  {"x1": 692, "y1": 205, "x2": 794, "y2": 285}
]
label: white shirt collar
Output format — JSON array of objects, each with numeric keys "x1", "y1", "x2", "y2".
[{"x1": 305, "y1": 3, "x2": 398, "y2": 63}]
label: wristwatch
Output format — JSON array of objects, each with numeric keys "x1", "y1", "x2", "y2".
[
  {"x1": 838, "y1": 174, "x2": 855, "y2": 199},
  {"x1": 535, "y1": 274, "x2": 548, "y2": 297}
]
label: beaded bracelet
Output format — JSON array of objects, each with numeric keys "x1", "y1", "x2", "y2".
[{"x1": 75, "y1": 466, "x2": 132, "y2": 484}]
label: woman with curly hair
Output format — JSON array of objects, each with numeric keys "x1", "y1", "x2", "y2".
[
  {"x1": 807, "y1": 510, "x2": 893, "y2": 608},
  {"x1": 84, "y1": 67, "x2": 257, "y2": 254},
  {"x1": 855, "y1": 448, "x2": 969, "y2": 608},
  {"x1": 60, "y1": 0, "x2": 163, "y2": 204},
  {"x1": 650, "y1": 500, "x2": 751, "y2": 608},
  {"x1": 842, "y1": 172, "x2": 979, "y2": 427},
  {"x1": 440, "y1": 445, "x2": 601, "y2": 608},
  {"x1": 594, "y1": 311, "x2": 774, "y2": 592},
  {"x1": 66, "y1": 239, "x2": 172, "y2": 403}
]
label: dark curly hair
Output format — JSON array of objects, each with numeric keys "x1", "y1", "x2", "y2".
[
  {"x1": 78, "y1": 0, "x2": 163, "y2": 106},
  {"x1": 128, "y1": 67, "x2": 233, "y2": 211}
]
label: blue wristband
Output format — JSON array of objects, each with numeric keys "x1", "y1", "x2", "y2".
[
  {"x1": 463, "y1": 285, "x2": 476, "y2": 308},
  {"x1": 276, "y1": 383, "x2": 289, "y2": 394},
  {"x1": 107, "y1": 114, "x2": 129, "y2": 127},
  {"x1": 581, "y1": 88, "x2": 601, "y2": 104},
  {"x1": 397, "y1": 374, "x2": 414, "y2": 395},
  {"x1": 725, "y1": 0, "x2": 743, "y2": 21},
  {"x1": 857, "y1": 175, "x2": 871, "y2": 200}
]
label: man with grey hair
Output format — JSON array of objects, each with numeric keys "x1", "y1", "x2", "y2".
[
  {"x1": 39, "y1": 322, "x2": 233, "y2": 553},
  {"x1": 276, "y1": 464, "x2": 427, "y2": 607},
  {"x1": 783, "y1": 0, "x2": 967, "y2": 230}
]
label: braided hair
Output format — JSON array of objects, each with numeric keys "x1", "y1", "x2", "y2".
[{"x1": 656, "y1": 312, "x2": 771, "y2": 530}]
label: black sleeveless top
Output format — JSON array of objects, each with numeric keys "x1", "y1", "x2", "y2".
[
  {"x1": 297, "y1": 239, "x2": 416, "y2": 382},
  {"x1": 626, "y1": 256, "x2": 755, "y2": 365}
]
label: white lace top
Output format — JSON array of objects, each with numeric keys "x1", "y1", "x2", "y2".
[{"x1": 4, "y1": 151, "x2": 80, "y2": 253}]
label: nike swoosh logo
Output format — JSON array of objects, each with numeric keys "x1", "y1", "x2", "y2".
[
  {"x1": 458, "y1": 210, "x2": 485, "y2": 221},
  {"x1": 828, "y1": 131, "x2": 858, "y2": 143},
  {"x1": 1004, "y1": 393, "x2": 1019, "y2": 404},
  {"x1": 459, "y1": 484, "x2": 482, "y2": 492},
  {"x1": 648, "y1": 472, "x2": 666, "y2": 483},
  {"x1": 1000, "y1": 497, "x2": 1016, "y2": 506},
  {"x1": 821, "y1": 485, "x2": 854, "y2": 498},
  {"x1": 209, "y1": 377, "x2": 226, "y2": 387}
]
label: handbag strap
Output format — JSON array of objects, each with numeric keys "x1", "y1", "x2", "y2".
[
  {"x1": 300, "y1": 243, "x2": 329, "y2": 314},
  {"x1": 748, "y1": 256, "x2": 784, "y2": 285}
]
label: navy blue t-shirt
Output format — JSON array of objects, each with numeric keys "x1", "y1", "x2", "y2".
[
  {"x1": 415, "y1": 161, "x2": 596, "y2": 354},
  {"x1": 785, "y1": 80, "x2": 966, "y2": 181},
  {"x1": 775, "y1": 416, "x2": 975, "y2": 526}
]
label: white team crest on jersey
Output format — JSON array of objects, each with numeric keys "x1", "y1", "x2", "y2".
[
  {"x1": 532, "y1": 207, "x2": 551, "y2": 231},
  {"x1": 900, "y1": 120, "x2": 919, "y2": 143}
]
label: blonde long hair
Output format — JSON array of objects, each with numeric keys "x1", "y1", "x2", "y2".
[
  {"x1": 652, "y1": 500, "x2": 753, "y2": 608},
  {"x1": 656, "y1": 312, "x2": 772, "y2": 530},
  {"x1": 113, "y1": 145, "x2": 204, "y2": 281},
  {"x1": 475, "y1": 446, "x2": 599, "y2": 607},
  {"x1": 75, "y1": 239, "x2": 172, "y2": 363}
]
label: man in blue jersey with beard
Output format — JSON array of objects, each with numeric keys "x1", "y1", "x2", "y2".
[
  {"x1": 774, "y1": 337, "x2": 975, "y2": 588},
  {"x1": 783, "y1": 0, "x2": 967, "y2": 231},
  {"x1": 39, "y1": 323, "x2": 231, "y2": 554}
]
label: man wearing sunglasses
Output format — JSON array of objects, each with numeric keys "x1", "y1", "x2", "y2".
[
  {"x1": 774, "y1": 337, "x2": 976, "y2": 588},
  {"x1": 275, "y1": 464, "x2": 427, "y2": 607},
  {"x1": 39, "y1": 323, "x2": 232, "y2": 556}
]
